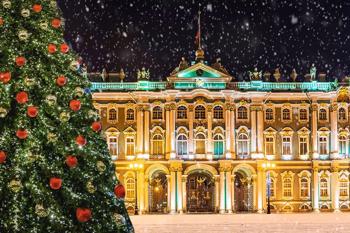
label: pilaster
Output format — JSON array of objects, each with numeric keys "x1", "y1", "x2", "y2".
[
  {"x1": 311, "y1": 103, "x2": 319, "y2": 159},
  {"x1": 330, "y1": 103, "x2": 339, "y2": 159}
]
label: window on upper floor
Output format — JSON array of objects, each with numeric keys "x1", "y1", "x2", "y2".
[
  {"x1": 299, "y1": 109, "x2": 308, "y2": 121},
  {"x1": 177, "y1": 134, "x2": 188, "y2": 156},
  {"x1": 195, "y1": 133, "x2": 206, "y2": 154},
  {"x1": 126, "y1": 137, "x2": 135, "y2": 157},
  {"x1": 177, "y1": 106, "x2": 187, "y2": 119},
  {"x1": 319, "y1": 109, "x2": 327, "y2": 121},
  {"x1": 299, "y1": 136, "x2": 308, "y2": 156},
  {"x1": 319, "y1": 136, "x2": 328, "y2": 155},
  {"x1": 265, "y1": 108, "x2": 274, "y2": 121},
  {"x1": 152, "y1": 106, "x2": 163, "y2": 120},
  {"x1": 282, "y1": 109, "x2": 291, "y2": 121},
  {"x1": 339, "y1": 107, "x2": 346, "y2": 121},
  {"x1": 237, "y1": 106, "x2": 248, "y2": 120},
  {"x1": 213, "y1": 106, "x2": 224, "y2": 119},
  {"x1": 265, "y1": 136, "x2": 274, "y2": 156},
  {"x1": 108, "y1": 137, "x2": 118, "y2": 157},
  {"x1": 108, "y1": 109, "x2": 117, "y2": 121},
  {"x1": 195, "y1": 105, "x2": 206, "y2": 119},
  {"x1": 237, "y1": 133, "x2": 249, "y2": 159},
  {"x1": 282, "y1": 136, "x2": 292, "y2": 156},
  {"x1": 339, "y1": 135, "x2": 347, "y2": 156},
  {"x1": 213, "y1": 134, "x2": 224, "y2": 158},
  {"x1": 152, "y1": 134, "x2": 164, "y2": 155},
  {"x1": 126, "y1": 109, "x2": 135, "y2": 121}
]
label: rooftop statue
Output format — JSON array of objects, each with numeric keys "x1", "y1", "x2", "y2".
[
  {"x1": 290, "y1": 68, "x2": 298, "y2": 82},
  {"x1": 310, "y1": 63, "x2": 317, "y2": 81},
  {"x1": 249, "y1": 67, "x2": 262, "y2": 81},
  {"x1": 137, "y1": 67, "x2": 150, "y2": 80},
  {"x1": 273, "y1": 68, "x2": 281, "y2": 82},
  {"x1": 178, "y1": 57, "x2": 189, "y2": 71},
  {"x1": 212, "y1": 58, "x2": 229, "y2": 74},
  {"x1": 119, "y1": 68, "x2": 126, "y2": 82}
]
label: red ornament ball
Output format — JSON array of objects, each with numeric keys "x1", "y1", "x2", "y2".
[
  {"x1": 70, "y1": 100, "x2": 81, "y2": 112},
  {"x1": 114, "y1": 184, "x2": 126, "y2": 199},
  {"x1": 56, "y1": 75, "x2": 67, "y2": 87},
  {"x1": 32, "y1": 4, "x2": 42, "y2": 13},
  {"x1": 0, "y1": 71, "x2": 11, "y2": 84},
  {"x1": 27, "y1": 106, "x2": 38, "y2": 118},
  {"x1": 76, "y1": 208, "x2": 92, "y2": 223},
  {"x1": 0, "y1": 17, "x2": 4, "y2": 26},
  {"x1": 16, "y1": 129, "x2": 28, "y2": 139},
  {"x1": 76, "y1": 135, "x2": 87, "y2": 146},
  {"x1": 15, "y1": 56, "x2": 26, "y2": 66},
  {"x1": 65, "y1": 156, "x2": 78, "y2": 168},
  {"x1": 50, "y1": 177, "x2": 62, "y2": 190},
  {"x1": 51, "y1": 18, "x2": 61, "y2": 28},
  {"x1": 16, "y1": 91, "x2": 29, "y2": 104},
  {"x1": 91, "y1": 121, "x2": 102, "y2": 132},
  {"x1": 0, "y1": 151, "x2": 7, "y2": 164},
  {"x1": 48, "y1": 44, "x2": 57, "y2": 54},
  {"x1": 60, "y1": 43, "x2": 69, "y2": 53}
]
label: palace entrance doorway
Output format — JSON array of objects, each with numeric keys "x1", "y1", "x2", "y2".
[
  {"x1": 234, "y1": 171, "x2": 254, "y2": 212},
  {"x1": 149, "y1": 171, "x2": 168, "y2": 213}
]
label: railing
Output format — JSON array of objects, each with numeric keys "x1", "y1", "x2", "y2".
[{"x1": 90, "y1": 81, "x2": 167, "y2": 91}]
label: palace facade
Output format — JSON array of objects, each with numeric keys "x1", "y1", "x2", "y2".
[{"x1": 91, "y1": 50, "x2": 350, "y2": 214}]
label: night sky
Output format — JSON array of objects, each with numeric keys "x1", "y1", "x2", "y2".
[{"x1": 57, "y1": 0, "x2": 350, "y2": 81}]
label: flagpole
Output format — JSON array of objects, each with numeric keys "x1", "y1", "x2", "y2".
[{"x1": 198, "y1": 10, "x2": 201, "y2": 49}]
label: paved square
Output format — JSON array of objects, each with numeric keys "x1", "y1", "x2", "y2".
[{"x1": 131, "y1": 213, "x2": 350, "y2": 233}]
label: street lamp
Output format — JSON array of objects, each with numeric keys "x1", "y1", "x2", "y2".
[
  {"x1": 262, "y1": 162, "x2": 276, "y2": 214},
  {"x1": 129, "y1": 162, "x2": 144, "y2": 215}
]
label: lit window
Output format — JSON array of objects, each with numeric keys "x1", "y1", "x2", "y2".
[
  {"x1": 300, "y1": 178, "x2": 309, "y2": 198},
  {"x1": 265, "y1": 136, "x2": 274, "y2": 156},
  {"x1": 282, "y1": 109, "x2": 291, "y2": 121},
  {"x1": 213, "y1": 134, "x2": 224, "y2": 158},
  {"x1": 319, "y1": 136, "x2": 328, "y2": 155},
  {"x1": 177, "y1": 106, "x2": 187, "y2": 119},
  {"x1": 299, "y1": 137, "x2": 308, "y2": 156},
  {"x1": 108, "y1": 137, "x2": 118, "y2": 156},
  {"x1": 237, "y1": 133, "x2": 249, "y2": 159},
  {"x1": 213, "y1": 106, "x2": 224, "y2": 119},
  {"x1": 195, "y1": 133, "x2": 206, "y2": 154},
  {"x1": 195, "y1": 105, "x2": 206, "y2": 119},
  {"x1": 237, "y1": 106, "x2": 248, "y2": 120},
  {"x1": 126, "y1": 109, "x2": 135, "y2": 121},
  {"x1": 152, "y1": 134, "x2": 163, "y2": 155},
  {"x1": 339, "y1": 135, "x2": 347, "y2": 156},
  {"x1": 339, "y1": 178, "x2": 349, "y2": 197},
  {"x1": 338, "y1": 108, "x2": 346, "y2": 121},
  {"x1": 283, "y1": 178, "x2": 292, "y2": 198},
  {"x1": 320, "y1": 178, "x2": 328, "y2": 197},
  {"x1": 126, "y1": 177, "x2": 135, "y2": 199},
  {"x1": 265, "y1": 108, "x2": 274, "y2": 121},
  {"x1": 109, "y1": 109, "x2": 117, "y2": 121},
  {"x1": 282, "y1": 137, "x2": 292, "y2": 156},
  {"x1": 299, "y1": 109, "x2": 308, "y2": 121},
  {"x1": 177, "y1": 134, "x2": 188, "y2": 156},
  {"x1": 126, "y1": 137, "x2": 135, "y2": 156},
  {"x1": 152, "y1": 106, "x2": 163, "y2": 120},
  {"x1": 269, "y1": 178, "x2": 275, "y2": 198},
  {"x1": 319, "y1": 109, "x2": 327, "y2": 121}
]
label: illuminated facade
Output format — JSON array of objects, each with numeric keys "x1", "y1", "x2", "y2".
[{"x1": 91, "y1": 51, "x2": 350, "y2": 214}]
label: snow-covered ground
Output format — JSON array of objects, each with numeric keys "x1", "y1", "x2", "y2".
[{"x1": 131, "y1": 213, "x2": 350, "y2": 233}]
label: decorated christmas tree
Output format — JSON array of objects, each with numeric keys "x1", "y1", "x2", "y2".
[{"x1": 0, "y1": 1, "x2": 133, "y2": 232}]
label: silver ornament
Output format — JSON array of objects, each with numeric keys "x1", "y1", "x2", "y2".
[
  {"x1": 8, "y1": 180, "x2": 22, "y2": 193},
  {"x1": 113, "y1": 213, "x2": 126, "y2": 225},
  {"x1": 45, "y1": 95, "x2": 57, "y2": 106},
  {"x1": 18, "y1": 30, "x2": 29, "y2": 41},
  {"x1": 0, "y1": 107, "x2": 8, "y2": 118},
  {"x1": 2, "y1": 0, "x2": 11, "y2": 9},
  {"x1": 21, "y1": 9, "x2": 30, "y2": 17},
  {"x1": 96, "y1": 161, "x2": 106, "y2": 173}
]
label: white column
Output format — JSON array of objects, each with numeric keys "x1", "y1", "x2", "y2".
[
  {"x1": 166, "y1": 175, "x2": 171, "y2": 213},
  {"x1": 231, "y1": 174, "x2": 236, "y2": 212},
  {"x1": 257, "y1": 106, "x2": 264, "y2": 159},
  {"x1": 251, "y1": 107, "x2": 257, "y2": 158},
  {"x1": 136, "y1": 105, "x2": 144, "y2": 158},
  {"x1": 170, "y1": 170, "x2": 177, "y2": 213},
  {"x1": 177, "y1": 169, "x2": 183, "y2": 213},
  {"x1": 226, "y1": 172, "x2": 232, "y2": 213},
  {"x1": 144, "y1": 178, "x2": 149, "y2": 213},
  {"x1": 219, "y1": 170, "x2": 226, "y2": 213},
  {"x1": 257, "y1": 166, "x2": 264, "y2": 213},
  {"x1": 225, "y1": 106, "x2": 231, "y2": 159},
  {"x1": 138, "y1": 170, "x2": 145, "y2": 214},
  {"x1": 214, "y1": 175, "x2": 220, "y2": 213},
  {"x1": 252, "y1": 174, "x2": 257, "y2": 211},
  {"x1": 170, "y1": 103, "x2": 176, "y2": 159},
  {"x1": 330, "y1": 103, "x2": 338, "y2": 159},
  {"x1": 182, "y1": 175, "x2": 188, "y2": 212},
  {"x1": 312, "y1": 103, "x2": 319, "y2": 159},
  {"x1": 188, "y1": 105, "x2": 194, "y2": 157},
  {"x1": 207, "y1": 105, "x2": 213, "y2": 159},
  {"x1": 144, "y1": 107, "x2": 150, "y2": 159},
  {"x1": 165, "y1": 104, "x2": 171, "y2": 159},
  {"x1": 230, "y1": 107, "x2": 236, "y2": 159},
  {"x1": 312, "y1": 166, "x2": 320, "y2": 212},
  {"x1": 331, "y1": 167, "x2": 340, "y2": 212}
]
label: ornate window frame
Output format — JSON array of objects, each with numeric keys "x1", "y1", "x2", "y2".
[
  {"x1": 236, "y1": 102, "x2": 249, "y2": 122},
  {"x1": 297, "y1": 127, "x2": 310, "y2": 160},
  {"x1": 281, "y1": 171, "x2": 295, "y2": 200},
  {"x1": 152, "y1": 104, "x2": 164, "y2": 121},
  {"x1": 268, "y1": 170, "x2": 278, "y2": 200},
  {"x1": 339, "y1": 170, "x2": 350, "y2": 200},
  {"x1": 124, "y1": 171, "x2": 136, "y2": 202},
  {"x1": 318, "y1": 104, "x2": 329, "y2": 122},
  {"x1": 176, "y1": 105, "x2": 188, "y2": 120},
  {"x1": 281, "y1": 104, "x2": 292, "y2": 123},
  {"x1": 125, "y1": 105, "x2": 136, "y2": 123},
  {"x1": 124, "y1": 127, "x2": 136, "y2": 160},
  {"x1": 318, "y1": 127, "x2": 330, "y2": 159},
  {"x1": 213, "y1": 126, "x2": 225, "y2": 158},
  {"x1": 264, "y1": 127, "x2": 277, "y2": 160},
  {"x1": 280, "y1": 127, "x2": 294, "y2": 160},
  {"x1": 194, "y1": 126, "x2": 207, "y2": 156},
  {"x1": 176, "y1": 126, "x2": 189, "y2": 158},
  {"x1": 236, "y1": 126, "x2": 250, "y2": 159},
  {"x1": 107, "y1": 103, "x2": 118, "y2": 124},
  {"x1": 264, "y1": 106, "x2": 275, "y2": 122},
  {"x1": 298, "y1": 170, "x2": 311, "y2": 200},
  {"x1": 105, "y1": 127, "x2": 120, "y2": 161},
  {"x1": 319, "y1": 170, "x2": 331, "y2": 200},
  {"x1": 338, "y1": 103, "x2": 348, "y2": 122},
  {"x1": 150, "y1": 126, "x2": 165, "y2": 158},
  {"x1": 213, "y1": 105, "x2": 224, "y2": 120},
  {"x1": 298, "y1": 107, "x2": 309, "y2": 122}
]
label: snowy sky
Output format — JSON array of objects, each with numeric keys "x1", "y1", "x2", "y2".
[{"x1": 58, "y1": 0, "x2": 350, "y2": 81}]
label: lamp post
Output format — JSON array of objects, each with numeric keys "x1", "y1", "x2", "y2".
[
  {"x1": 262, "y1": 161, "x2": 276, "y2": 214},
  {"x1": 129, "y1": 162, "x2": 144, "y2": 215}
]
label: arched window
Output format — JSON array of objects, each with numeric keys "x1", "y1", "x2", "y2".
[
  {"x1": 339, "y1": 135, "x2": 347, "y2": 156},
  {"x1": 237, "y1": 133, "x2": 249, "y2": 159},
  {"x1": 319, "y1": 109, "x2": 327, "y2": 121},
  {"x1": 213, "y1": 106, "x2": 224, "y2": 119},
  {"x1": 152, "y1": 134, "x2": 164, "y2": 155},
  {"x1": 126, "y1": 109, "x2": 135, "y2": 121},
  {"x1": 339, "y1": 108, "x2": 346, "y2": 121},
  {"x1": 300, "y1": 178, "x2": 309, "y2": 198},
  {"x1": 283, "y1": 178, "x2": 292, "y2": 198},
  {"x1": 195, "y1": 105, "x2": 206, "y2": 119},
  {"x1": 177, "y1": 106, "x2": 187, "y2": 119},
  {"x1": 265, "y1": 136, "x2": 274, "y2": 156},
  {"x1": 177, "y1": 134, "x2": 188, "y2": 156},
  {"x1": 237, "y1": 106, "x2": 248, "y2": 120},
  {"x1": 195, "y1": 133, "x2": 206, "y2": 154},
  {"x1": 320, "y1": 178, "x2": 328, "y2": 197},
  {"x1": 282, "y1": 109, "x2": 291, "y2": 121},
  {"x1": 299, "y1": 109, "x2": 308, "y2": 121},
  {"x1": 125, "y1": 177, "x2": 135, "y2": 200},
  {"x1": 265, "y1": 108, "x2": 274, "y2": 121},
  {"x1": 339, "y1": 178, "x2": 349, "y2": 198},
  {"x1": 152, "y1": 106, "x2": 163, "y2": 120},
  {"x1": 109, "y1": 109, "x2": 117, "y2": 121},
  {"x1": 213, "y1": 134, "x2": 224, "y2": 158}
]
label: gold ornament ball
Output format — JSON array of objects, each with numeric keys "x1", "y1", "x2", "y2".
[
  {"x1": 96, "y1": 161, "x2": 106, "y2": 173},
  {"x1": 69, "y1": 60, "x2": 79, "y2": 71},
  {"x1": 2, "y1": 0, "x2": 11, "y2": 9},
  {"x1": 35, "y1": 204, "x2": 48, "y2": 217},
  {"x1": 27, "y1": 151, "x2": 39, "y2": 162},
  {"x1": 74, "y1": 87, "x2": 84, "y2": 97},
  {"x1": 0, "y1": 107, "x2": 8, "y2": 118},
  {"x1": 24, "y1": 77, "x2": 36, "y2": 87},
  {"x1": 39, "y1": 21, "x2": 48, "y2": 30},
  {"x1": 8, "y1": 180, "x2": 22, "y2": 193},
  {"x1": 21, "y1": 9, "x2": 30, "y2": 17},
  {"x1": 45, "y1": 95, "x2": 57, "y2": 106},
  {"x1": 18, "y1": 30, "x2": 29, "y2": 41},
  {"x1": 86, "y1": 181, "x2": 96, "y2": 193},
  {"x1": 59, "y1": 112, "x2": 70, "y2": 122},
  {"x1": 50, "y1": 1, "x2": 57, "y2": 8},
  {"x1": 47, "y1": 132, "x2": 58, "y2": 142}
]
